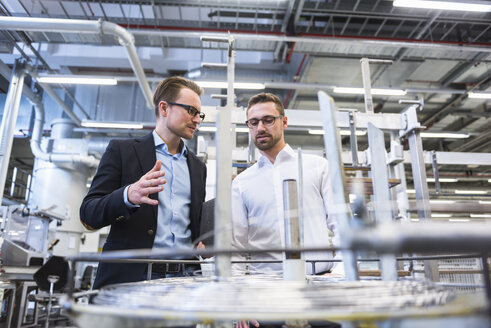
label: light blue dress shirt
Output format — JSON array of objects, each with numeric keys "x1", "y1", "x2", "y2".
[{"x1": 124, "y1": 131, "x2": 193, "y2": 256}]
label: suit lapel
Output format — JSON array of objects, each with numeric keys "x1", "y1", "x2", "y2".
[
  {"x1": 186, "y1": 150, "x2": 198, "y2": 207},
  {"x1": 134, "y1": 132, "x2": 157, "y2": 176},
  {"x1": 133, "y1": 133, "x2": 159, "y2": 219}
]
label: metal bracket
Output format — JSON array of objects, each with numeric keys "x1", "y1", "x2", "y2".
[
  {"x1": 399, "y1": 104, "x2": 426, "y2": 139},
  {"x1": 399, "y1": 98, "x2": 424, "y2": 111}
]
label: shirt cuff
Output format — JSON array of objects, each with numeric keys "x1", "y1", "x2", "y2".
[{"x1": 124, "y1": 185, "x2": 140, "y2": 208}]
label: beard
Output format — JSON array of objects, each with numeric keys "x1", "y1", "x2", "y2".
[{"x1": 253, "y1": 132, "x2": 281, "y2": 151}]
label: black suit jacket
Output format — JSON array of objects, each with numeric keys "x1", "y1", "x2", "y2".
[{"x1": 80, "y1": 133, "x2": 206, "y2": 289}]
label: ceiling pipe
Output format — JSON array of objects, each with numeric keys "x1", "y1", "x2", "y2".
[
  {"x1": 130, "y1": 28, "x2": 491, "y2": 53},
  {"x1": 1, "y1": 23, "x2": 91, "y2": 119},
  {"x1": 0, "y1": 16, "x2": 154, "y2": 109},
  {"x1": 0, "y1": 59, "x2": 99, "y2": 168}
]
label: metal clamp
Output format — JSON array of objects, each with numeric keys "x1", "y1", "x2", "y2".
[{"x1": 399, "y1": 105, "x2": 426, "y2": 139}]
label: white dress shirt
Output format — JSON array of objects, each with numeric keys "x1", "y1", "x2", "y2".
[{"x1": 231, "y1": 144, "x2": 341, "y2": 275}]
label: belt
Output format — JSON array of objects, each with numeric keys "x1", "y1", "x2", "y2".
[
  {"x1": 151, "y1": 263, "x2": 183, "y2": 274},
  {"x1": 150, "y1": 262, "x2": 200, "y2": 274}
]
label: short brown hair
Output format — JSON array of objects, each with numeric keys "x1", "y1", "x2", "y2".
[
  {"x1": 153, "y1": 76, "x2": 203, "y2": 117},
  {"x1": 247, "y1": 92, "x2": 284, "y2": 117}
]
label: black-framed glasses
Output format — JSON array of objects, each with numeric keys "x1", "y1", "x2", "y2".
[
  {"x1": 168, "y1": 102, "x2": 205, "y2": 120},
  {"x1": 245, "y1": 115, "x2": 283, "y2": 128}
]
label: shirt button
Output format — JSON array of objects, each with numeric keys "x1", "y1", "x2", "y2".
[{"x1": 147, "y1": 229, "x2": 154, "y2": 236}]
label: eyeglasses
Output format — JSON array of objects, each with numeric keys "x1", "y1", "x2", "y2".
[
  {"x1": 168, "y1": 102, "x2": 205, "y2": 120},
  {"x1": 245, "y1": 115, "x2": 283, "y2": 128}
]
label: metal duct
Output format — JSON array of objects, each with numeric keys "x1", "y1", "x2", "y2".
[
  {"x1": 0, "y1": 16, "x2": 153, "y2": 109},
  {"x1": 0, "y1": 59, "x2": 99, "y2": 168}
]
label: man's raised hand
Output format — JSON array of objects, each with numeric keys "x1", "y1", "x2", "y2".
[{"x1": 128, "y1": 160, "x2": 166, "y2": 205}]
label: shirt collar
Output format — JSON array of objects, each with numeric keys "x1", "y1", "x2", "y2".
[
  {"x1": 152, "y1": 130, "x2": 187, "y2": 157},
  {"x1": 257, "y1": 144, "x2": 294, "y2": 167}
]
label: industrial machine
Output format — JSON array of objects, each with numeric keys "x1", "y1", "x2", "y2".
[{"x1": 57, "y1": 87, "x2": 491, "y2": 328}]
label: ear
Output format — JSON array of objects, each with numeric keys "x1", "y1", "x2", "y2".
[
  {"x1": 159, "y1": 101, "x2": 168, "y2": 118},
  {"x1": 282, "y1": 115, "x2": 288, "y2": 130}
]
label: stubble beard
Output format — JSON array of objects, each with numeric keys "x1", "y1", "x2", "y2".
[
  {"x1": 254, "y1": 133, "x2": 280, "y2": 151},
  {"x1": 168, "y1": 122, "x2": 195, "y2": 140}
]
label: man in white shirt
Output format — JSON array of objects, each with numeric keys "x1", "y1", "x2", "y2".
[{"x1": 231, "y1": 92, "x2": 342, "y2": 276}]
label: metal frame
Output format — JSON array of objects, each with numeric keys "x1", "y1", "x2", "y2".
[{"x1": 367, "y1": 123, "x2": 398, "y2": 281}]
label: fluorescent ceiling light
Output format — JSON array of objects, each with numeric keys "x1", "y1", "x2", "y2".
[
  {"x1": 410, "y1": 218, "x2": 419, "y2": 222},
  {"x1": 198, "y1": 126, "x2": 249, "y2": 133},
  {"x1": 468, "y1": 92, "x2": 491, "y2": 99},
  {"x1": 449, "y1": 219, "x2": 470, "y2": 222},
  {"x1": 38, "y1": 76, "x2": 117, "y2": 85},
  {"x1": 393, "y1": 0, "x2": 491, "y2": 12},
  {"x1": 198, "y1": 126, "x2": 217, "y2": 132},
  {"x1": 478, "y1": 200, "x2": 491, "y2": 204},
  {"x1": 308, "y1": 129, "x2": 367, "y2": 136},
  {"x1": 332, "y1": 87, "x2": 406, "y2": 96},
  {"x1": 420, "y1": 132, "x2": 469, "y2": 139},
  {"x1": 470, "y1": 214, "x2": 491, "y2": 218},
  {"x1": 407, "y1": 189, "x2": 416, "y2": 194},
  {"x1": 488, "y1": 179, "x2": 491, "y2": 183},
  {"x1": 81, "y1": 121, "x2": 143, "y2": 129},
  {"x1": 429, "y1": 200, "x2": 455, "y2": 204},
  {"x1": 427, "y1": 178, "x2": 458, "y2": 183},
  {"x1": 196, "y1": 81, "x2": 265, "y2": 90},
  {"x1": 431, "y1": 213, "x2": 452, "y2": 218},
  {"x1": 455, "y1": 189, "x2": 488, "y2": 195}
]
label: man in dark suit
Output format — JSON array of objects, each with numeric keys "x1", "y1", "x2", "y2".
[{"x1": 80, "y1": 76, "x2": 207, "y2": 289}]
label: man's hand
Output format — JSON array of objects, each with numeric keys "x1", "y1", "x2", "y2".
[
  {"x1": 128, "y1": 160, "x2": 166, "y2": 205},
  {"x1": 237, "y1": 320, "x2": 259, "y2": 328}
]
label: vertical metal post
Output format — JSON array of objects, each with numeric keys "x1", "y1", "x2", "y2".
[
  {"x1": 283, "y1": 180, "x2": 301, "y2": 256},
  {"x1": 402, "y1": 106, "x2": 439, "y2": 282},
  {"x1": 367, "y1": 123, "x2": 398, "y2": 280},
  {"x1": 480, "y1": 254, "x2": 491, "y2": 313},
  {"x1": 348, "y1": 111, "x2": 359, "y2": 167},
  {"x1": 317, "y1": 91, "x2": 358, "y2": 281},
  {"x1": 25, "y1": 174, "x2": 32, "y2": 202},
  {"x1": 283, "y1": 179, "x2": 305, "y2": 281},
  {"x1": 0, "y1": 60, "x2": 26, "y2": 204},
  {"x1": 214, "y1": 35, "x2": 235, "y2": 280},
  {"x1": 296, "y1": 148, "x2": 304, "y2": 251},
  {"x1": 9, "y1": 167, "x2": 17, "y2": 197},
  {"x1": 389, "y1": 132, "x2": 409, "y2": 221},
  {"x1": 247, "y1": 134, "x2": 256, "y2": 164},
  {"x1": 45, "y1": 275, "x2": 59, "y2": 328},
  {"x1": 360, "y1": 58, "x2": 374, "y2": 114},
  {"x1": 431, "y1": 151, "x2": 441, "y2": 194}
]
